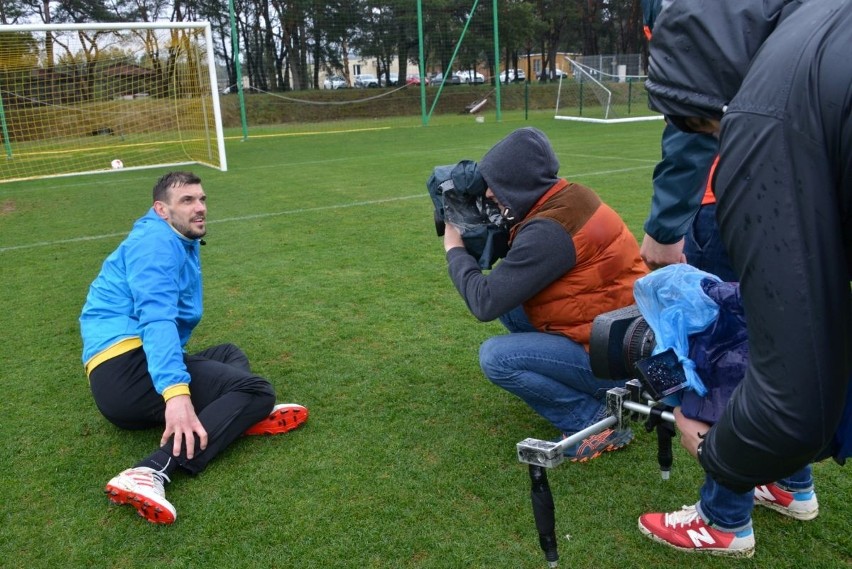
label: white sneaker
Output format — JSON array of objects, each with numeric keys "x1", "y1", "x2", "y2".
[
  {"x1": 754, "y1": 482, "x2": 819, "y2": 521},
  {"x1": 105, "y1": 467, "x2": 176, "y2": 524}
]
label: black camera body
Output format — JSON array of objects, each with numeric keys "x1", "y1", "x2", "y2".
[
  {"x1": 590, "y1": 305, "x2": 687, "y2": 401},
  {"x1": 589, "y1": 304, "x2": 655, "y2": 380},
  {"x1": 427, "y1": 160, "x2": 509, "y2": 270},
  {"x1": 591, "y1": 279, "x2": 749, "y2": 424}
]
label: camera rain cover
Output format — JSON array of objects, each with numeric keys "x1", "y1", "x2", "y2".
[
  {"x1": 633, "y1": 264, "x2": 722, "y2": 398},
  {"x1": 426, "y1": 160, "x2": 509, "y2": 269}
]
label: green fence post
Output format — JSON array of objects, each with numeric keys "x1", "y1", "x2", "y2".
[
  {"x1": 0, "y1": 89, "x2": 12, "y2": 158},
  {"x1": 417, "y1": 0, "x2": 427, "y2": 126},
  {"x1": 492, "y1": 0, "x2": 501, "y2": 122},
  {"x1": 228, "y1": 0, "x2": 249, "y2": 140},
  {"x1": 628, "y1": 78, "x2": 633, "y2": 115}
]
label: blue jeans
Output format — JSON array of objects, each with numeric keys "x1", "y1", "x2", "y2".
[
  {"x1": 478, "y1": 306, "x2": 627, "y2": 435},
  {"x1": 684, "y1": 203, "x2": 738, "y2": 282},
  {"x1": 697, "y1": 465, "x2": 815, "y2": 530}
]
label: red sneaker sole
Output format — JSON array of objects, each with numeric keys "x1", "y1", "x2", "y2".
[
  {"x1": 105, "y1": 486, "x2": 176, "y2": 524},
  {"x1": 244, "y1": 406, "x2": 308, "y2": 436}
]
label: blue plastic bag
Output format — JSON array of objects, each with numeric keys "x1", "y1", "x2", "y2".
[{"x1": 633, "y1": 264, "x2": 723, "y2": 398}]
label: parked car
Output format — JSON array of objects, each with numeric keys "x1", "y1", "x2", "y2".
[
  {"x1": 455, "y1": 70, "x2": 485, "y2": 84},
  {"x1": 322, "y1": 75, "x2": 348, "y2": 89},
  {"x1": 500, "y1": 69, "x2": 526, "y2": 83},
  {"x1": 405, "y1": 74, "x2": 422, "y2": 85},
  {"x1": 353, "y1": 74, "x2": 379, "y2": 88},
  {"x1": 428, "y1": 72, "x2": 460, "y2": 86},
  {"x1": 379, "y1": 73, "x2": 399, "y2": 86},
  {"x1": 538, "y1": 69, "x2": 569, "y2": 81}
]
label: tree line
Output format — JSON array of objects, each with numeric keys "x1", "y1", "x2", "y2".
[{"x1": 3, "y1": 0, "x2": 646, "y2": 91}]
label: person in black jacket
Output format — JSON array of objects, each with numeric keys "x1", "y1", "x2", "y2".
[
  {"x1": 636, "y1": 0, "x2": 851, "y2": 557},
  {"x1": 639, "y1": 0, "x2": 732, "y2": 279}
]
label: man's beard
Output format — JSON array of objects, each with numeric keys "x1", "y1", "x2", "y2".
[{"x1": 172, "y1": 219, "x2": 206, "y2": 240}]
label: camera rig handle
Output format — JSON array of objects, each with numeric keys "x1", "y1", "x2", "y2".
[
  {"x1": 516, "y1": 380, "x2": 674, "y2": 469},
  {"x1": 516, "y1": 379, "x2": 676, "y2": 568}
]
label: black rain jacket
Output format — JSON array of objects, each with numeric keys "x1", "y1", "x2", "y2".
[{"x1": 647, "y1": 0, "x2": 852, "y2": 492}]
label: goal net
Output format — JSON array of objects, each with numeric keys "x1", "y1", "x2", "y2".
[
  {"x1": 0, "y1": 22, "x2": 226, "y2": 184},
  {"x1": 554, "y1": 57, "x2": 662, "y2": 124}
]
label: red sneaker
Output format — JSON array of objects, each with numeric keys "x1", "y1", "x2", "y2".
[
  {"x1": 105, "y1": 467, "x2": 176, "y2": 524},
  {"x1": 245, "y1": 403, "x2": 308, "y2": 436},
  {"x1": 754, "y1": 482, "x2": 819, "y2": 520},
  {"x1": 638, "y1": 505, "x2": 755, "y2": 557}
]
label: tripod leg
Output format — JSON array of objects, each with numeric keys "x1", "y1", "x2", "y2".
[
  {"x1": 657, "y1": 420, "x2": 675, "y2": 480},
  {"x1": 529, "y1": 464, "x2": 558, "y2": 567}
]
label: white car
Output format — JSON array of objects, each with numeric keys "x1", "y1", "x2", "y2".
[
  {"x1": 322, "y1": 75, "x2": 348, "y2": 89},
  {"x1": 354, "y1": 74, "x2": 379, "y2": 88},
  {"x1": 379, "y1": 73, "x2": 399, "y2": 86},
  {"x1": 429, "y1": 72, "x2": 460, "y2": 85},
  {"x1": 539, "y1": 69, "x2": 568, "y2": 81},
  {"x1": 501, "y1": 69, "x2": 526, "y2": 83},
  {"x1": 455, "y1": 70, "x2": 485, "y2": 84}
]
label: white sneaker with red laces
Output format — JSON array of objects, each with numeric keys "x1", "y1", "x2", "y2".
[
  {"x1": 638, "y1": 504, "x2": 755, "y2": 558},
  {"x1": 105, "y1": 467, "x2": 176, "y2": 524},
  {"x1": 754, "y1": 482, "x2": 819, "y2": 520}
]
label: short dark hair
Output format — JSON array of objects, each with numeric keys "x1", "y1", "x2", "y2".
[{"x1": 153, "y1": 171, "x2": 202, "y2": 203}]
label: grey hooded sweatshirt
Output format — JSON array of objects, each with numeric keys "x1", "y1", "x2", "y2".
[
  {"x1": 648, "y1": 0, "x2": 852, "y2": 491},
  {"x1": 446, "y1": 128, "x2": 576, "y2": 322},
  {"x1": 445, "y1": 127, "x2": 646, "y2": 347}
]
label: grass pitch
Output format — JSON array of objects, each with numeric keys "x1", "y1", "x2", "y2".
[{"x1": 0, "y1": 112, "x2": 849, "y2": 568}]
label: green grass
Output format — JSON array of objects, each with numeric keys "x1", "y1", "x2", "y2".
[{"x1": 1, "y1": 115, "x2": 849, "y2": 569}]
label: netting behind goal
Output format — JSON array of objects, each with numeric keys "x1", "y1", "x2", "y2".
[
  {"x1": 554, "y1": 57, "x2": 662, "y2": 124},
  {"x1": 0, "y1": 22, "x2": 226, "y2": 183}
]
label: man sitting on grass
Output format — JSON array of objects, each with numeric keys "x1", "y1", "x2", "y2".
[{"x1": 80, "y1": 171, "x2": 308, "y2": 524}]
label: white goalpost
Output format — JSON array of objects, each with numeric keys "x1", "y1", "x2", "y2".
[
  {"x1": 0, "y1": 22, "x2": 227, "y2": 184},
  {"x1": 554, "y1": 57, "x2": 663, "y2": 124}
]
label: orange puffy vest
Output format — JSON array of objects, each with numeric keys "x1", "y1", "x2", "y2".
[{"x1": 513, "y1": 180, "x2": 649, "y2": 349}]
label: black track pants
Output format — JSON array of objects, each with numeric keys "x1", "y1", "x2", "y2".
[{"x1": 89, "y1": 343, "x2": 275, "y2": 474}]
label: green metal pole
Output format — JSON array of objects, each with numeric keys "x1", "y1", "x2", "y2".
[
  {"x1": 492, "y1": 0, "x2": 501, "y2": 122},
  {"x1": 0, "y1": 88, "x2": 12, "y2": 158},
  {"x1": 228, "y1": 0, "x2": 249, "y2": 140},
  {"x1": 628, "y1": 78, "x2": 633, "y2": 114},
  {"x1": 524, "y1": 80, "x2": 528, "y2": 120},
  {"x1": 427, "y1": 0, "x2": 480, "y2": 121},
  {"x1": 417, "y1": 0, "x2": 427, "y2": 126}
]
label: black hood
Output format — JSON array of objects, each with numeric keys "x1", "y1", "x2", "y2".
[
  {"x1": 646, "y1": 0, "x2": 803, "y2": 121},
  {"x1": 478, "y1": 127, "x2": 560, "y2": 222}
]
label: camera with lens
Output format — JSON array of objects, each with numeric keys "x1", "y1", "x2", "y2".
[
  {"x1": 427, "y1": 160, "x2": 509, "y2": 270},
  {"x1": 589, "y1": 305, "x2": 688, "y2": 401}
]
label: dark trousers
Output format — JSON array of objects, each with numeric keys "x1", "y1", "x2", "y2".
[
  {"x1": 683, "y1": 203, "x2": 738, "y2": 283},
  {"x1": 89, "y1": 343, "x2": 275, "y2": 474}
]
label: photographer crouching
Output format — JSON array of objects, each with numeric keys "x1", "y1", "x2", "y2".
[{"x1": 437, "y1": 127, "x2": 648, "y2": 461}]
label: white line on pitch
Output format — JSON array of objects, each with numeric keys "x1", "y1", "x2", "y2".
[{"x1": 0, "y1": 164, "x2": 652, "y2": 253}]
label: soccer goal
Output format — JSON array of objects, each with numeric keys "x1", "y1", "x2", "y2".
[
  {"x1": 0, "y1": 22, "x2": 226, "y2": 184},
  {"x1": 554, "y1": 57, "x2": 663, "y2": 124}
]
